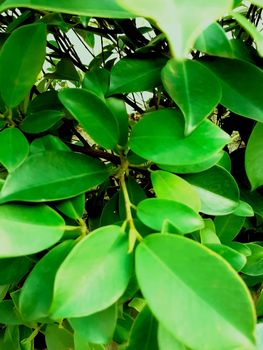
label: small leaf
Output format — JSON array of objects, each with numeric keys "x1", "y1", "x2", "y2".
[
  {"x1": 45, "y1": 324, "x2": 74, "y2": 350},
  {"x1": 0, "y1": 128, "x2": 29, "y2": 172},
  {"x1": 245, "y1": 122, "x2": 263, "y2": 191},
  {"x1": 46, "y1": 58, "x2": 80, "y2": 81},
  {"x1": 59, "y1": 89, "x2": 119, "y2": 149},
  {"x1": 0, "y1": 151, "x2": 108, "y2": 203},
  {"x1": 83, "y1": 68, "x2": 110, "y2": 99},
  {"x1": 233, "y1": 200, "x2": 254, "y2": 217},
  {"x1": 51, "y1": 225, "x2": 132, "y2": 318},
  {"x1": 137, "y1": 198, "x2": 204, "y2": 233},
  {"x1": 184, "y1": 165, "x2": 240, "y2": 215},
  {"x1": 214, "y1": 214, "x2": 245, "y2": 243},
  {"x1": 0, "y1": 204, "x2": 64, "y2": 257},
  {"x1": 162, "y1": 59, "x2": 221, "y2": 134},
  {"x1": 21, "y1": 110, "x2": 64, "y2": 134},
  {"x1": 200, "y1": 219, "x2": 220, "y2": 244},
  {"x1": 0, "y1": 300, "x2": 23, "y2": 325},
  {"x1": 242, "y1": 244, "x2": 263, "y2": 276},
  {"x1": 55, "y1": 194, "x2": 85, "y2": 220},
  {"x1": 136, "y1": 234, "x2": 256, "y2": 350},
  {"x1": 0, "y1": 23, "x2": 46, "y2": 107}
]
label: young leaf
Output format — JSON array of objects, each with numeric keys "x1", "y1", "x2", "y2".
[
  {"x1": 0, "y1": 128, "x2": 29, "y2": 172},
  {"x1": 21, "y1": 110, "x2": 64, "y2": 134},
  {"x1": 136, "y1": 234, "x2": 256, "y2": 350},
  {"x1": 0, "y1": 204, "x2": 64, "y2": 257},
  {"x1": 162, "y1": 59, "x2": 221, "y2": 134},
  {"x1": 129, "y1": 109, "x2": 230, "y2": 166},
  {"x1": 59, "y1": 89, "x2": 119, "y2": 149},
  {"x1": 0, "y1": 151, "x2": 108, "y2": 203},
  {"x1": 50, "y1": 225, "x2": 132, "y2": 318},
  {"x1": 19, "y1": 240, "x2": 73, "y2": 321},
  {"x1": 0, "y1": 23, "x2": 46, "y2": 107},
  {"x1": 245, "y1": 122, "x2": 263, "y2": 191}
]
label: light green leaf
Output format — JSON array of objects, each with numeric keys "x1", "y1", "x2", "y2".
[
  {"x1": 200, "y1": 219, "x2": 220, "y2": 244},
  {"x1": 137, "y1": 198, "x2": 204, "y2": 233},
  {"x1": 45, "y1": 324, "x2": 74, "y2": 350},
  {"x1": 0, "y1": 151, "x2": 108, "y2": 203},
  {"x1": 55, "y1": 194, "x2": 85, "y2": 220},
  {"x1": 0, "y1": 0, "x2": 132, "y2": 18},
  {"x1": 242, "y1": 244, "x2": 263, "y2": 276},
  {"x1": 158, "y1": 325, "x2": 189, "y2": 350},
  {"x1": 118, "y1": 0, "x2": 232, "y2": 58},
  {"x1": 162, "y1": 59, "x2": 221, "y2": 134},
  {"x1": 51, "y1": 225, "x2": 132, "y2": 318},
  {"x1": 69, "y1": 304, "x2": 117, "y2": 344},
  {"x1": 214, "y1": 214, "x2": 245, "y2": 243},
  {"x1": 184, "y1": 166, "x2": 240, "y2": 215},
  {"x1": 151, "y1": 170, "x2": 201, "y2": 212},
  {"x1": 250, "y1": 0, "x2": 263, "y2": 6},
  {"x1": 0, "y1": 128, "x2": 29, "y2": 172},
  {"x1": 202, "y1": 58, "x2": 263, "y2": 123},
  {"x1": 21, "y1": 110, "x2": 64, "y2": 134},
  {"x1": 136, "y1": 234, "x2": 256, "y2": 350},
  {"x1": 233, "y1": 200, "x2": 254, "y2": 217},
  {"x1": 0, "y1": 204, "x2": 64, "y2": 257},
  {"x1": 194, "y1": 22, "x2": 233, "y2": 58},
  {"x1": 19, "y1": 240, "x2": 73, "y2": 321},
  {"x1": 129, "y1": 109, "x2": 230, "y2": 166},
  {"x1": 108, "y1": 57, "x2": 167, "y2": 94},
  {"x1": 245, "y1": 122, "x2": 263, "y2": 191},
  {"x1": 0, "y1": 23, "x2": 46, "y2": 107},
  {"x1": 59, "y1": 89, "x2": 119, "y2": 149},
  {"x1": 256, "y1": 323, "x2": 263, "y2": 350}
]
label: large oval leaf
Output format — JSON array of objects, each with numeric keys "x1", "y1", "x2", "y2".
[
  {"x1": 59, "y1": 89, "x2": 119, "y2": 149},
  {"x1": 0, "y1": 204, "x2": 64, "y2": 257},
  {"x1": 245, "y1": 122, "x2": 263, "y2": 191},
  {"x1": 50, "y1": 225, "x2": 133, "y2": 318},
  {"x1": 136, "y1": 234, "x2": 256, "y2": 350},
  {"x1": 184, "y1": 165, "x2": 240, "y2": 215},
  {"x1": 162, "y1": 59, "x2": 221, "y2": 134},
  {"x1": 0, "y1": 151, "x2": 108, "y2": 203},
  {"x1": 0, "y1": 23, "x2": 46, "y2": 107},
  {"x1": 129, "y1": 109, "x2": 230, "y2": 166}
]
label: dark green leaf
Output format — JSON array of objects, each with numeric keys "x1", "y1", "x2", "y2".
[
  {"x1": 21, "y1": 110, "x2": 64, "y2": 134},
  {"x1": 83, "y1": 68, "x2": 110, "y2": 99},
  {"x1": 30, "y1": 135, "x2": 70, "y2": 154},
  {"x1": 0, "y1": 257, "x2": 32, "y2": 284},
  {"x1": 46, "y1": 58, "x2": 80, "y2": 81},
  {"x1": 0, "y1": 300, "x2": 23, "y2": 325},
  {"x1": 214, "y1": 214, "x2": 245, "y2": 243},
  {"x1": 45, "y1": 324, "x2": 74, "y2": 350}
]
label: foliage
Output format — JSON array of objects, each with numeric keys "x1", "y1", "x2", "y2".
[{"x1": 0, "y1": 1, "x2": 262, "y2": 349}]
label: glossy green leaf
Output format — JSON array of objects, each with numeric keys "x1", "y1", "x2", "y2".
[
  {"x1": 245, "y1": 122, "x2": 263, "y2": 190},
  {"x1": 0, "y1": 151, "x2": 108, "y2": 203},
  {"x1": 46, "y1": 57, "x2": 80, "y2": 81},
  {"x1": 151, "y1": 170, "x2": 201, "y2": 212},
  {"x1": 162, "y1": 59, "x2": 221, "y2": 134},
  {"x1": 158, "y1": 325, "x2": 189, "y2": 350},
  {"x1": 184, "y1": 165, "x2": 240, "y2": 215},
  {"x1": 241, "y1": 190, "x2": 263, "y2": 217},
  {"x1": 59, "y1": 89, "x2": 119, "y2": 149},
  {"x1": 242, "y1": 244, "x2": 263, "y2": 276},
  {"x1": 51, "y1": 225, "x2": 132, "y2": 318},
  {"x1": 214, "y1": 214, "x2": 245, "y2": 243},
  {"x1": 55, "y1": 194, "x2": 85, "y2": 220},
  {"x1": 0, "y1": 300, "x2": 23, "y2": 325},
  {"x1": 0, "y1": 257, "x2": 32, "y2": 284},
  {"x1": 45, "y1": 324, "x2": 74, "y2": 350},
  {"x1": 0, "y1": 204, "x2": 64, "y2": 257},
  {"x1": 0, "y1": 0, "x2": 132, "y2": 18},
  {"x1": 206, "y1": 243, "x2": 247, "y2": 271},
  {"x1": 194, "y1": 22, "x2": 233, "y2": 58},
  {"x1": 2, "y1": 325, "x2": 20, "y2": 350},
  {"x1": 30, "y1": 135, "x2": 70, "y2": 154},
  {"x1": 69, "y1": 304, "x2": 117, "y2": 344},
  {"x1": 83, "y1": 68, "x2": 110, "y2": 99},
  {"x1": 200, "y1": 219, "x2": 220, "y2": 244},
  {"x1": 109, "y1": 57, "x2": 167, "y2": 94},
  {"x1": 203, "y1": 58, "x2": 263, "y2": 123},
  {"x1": 126, "y1": 306, "x2": 158, "y2": 350},
  {"x1": 106, "y1": 97, "x2": 128, "y2": 146},
  {"x1": 21, "y1": 110, "x2": 64, "y2": 134},
  {"x1": 100, "y1": 192, "x2": 120, "y2": 226},
  {"x1": 137, "y1": 198, "x2": 203, "y2": 233},
  {"x1": 118, "y1": 0, "x2": 232, "y2": 58},
  {"x1": 0, "y1": 23, "x2": 46, "y2": 107},
  {"x1": 0, "y1": 128, "x2": 29, "y2": 172},
  {"x1": 217, "y1": 151, "x2": 231, "y2": 172},
  {"x1": 129, "y1": 109, "x2": 230, "y2": 166},
  {"x1": 27, "y1": 90, "x2": 62, "y2": 114},
  {"x1": 233, "y1": 200, "x2": 254, "y2": 217},
  {"x1": 19, "y1": 240, "x2": 73, "y2": 321},
  {"x1": 227, "y1": 242, "x2": 252, "y2": 257},
  {"x1": 136, "y1": 234, "x2": 256, "y2": 350}
]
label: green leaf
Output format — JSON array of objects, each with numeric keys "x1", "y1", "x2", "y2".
[
  {"x1": 200, "y1": 219, "x2": 220, "y2": 244},
  {"x1": 19, "y1": 240, "x2": 73, "y2": 321},
  {"x1": 202, "y1": 58, "x2": 263, "y2": 123},
  {"x1": 217, "y1": 151, "x2": 231, "y2": 172},
  {"x1": 129, "y1": 109, "x2": 230, "y2": 166},
  {"x1": 21, "y1": 110, "x2": 64, "y2": 134},
  {"x1": 184, "y1": 165, "x2": 240, "y2": 215},
  {"x1": 2, "y1": 326, "x2": 20, "y2": 350},
  {"x1": 51, "y1": 225, "x2": 132, "y2": 318},
  {"x1": 0, "y1": 203, "x2": 64, "y2": 257},
  {"x1": 0, "y1": 0, "x2": 132, "y2": 18},
  {"x1": 59, "y1": 89, "x2": 119, "y2": 149},
  {"x1": 108, "y1": 57, "x2": 167, "y2": 94},
  {"x1": 45, "y1": 324, "x2": 74, "y2": 350},
  {"x1": 214, "y1": 214, "x2": 245, "y2": 243},
  {"x1": 233, "y1": 200, "x2": 254, "y2": 217},
  {"x1": 106, "y1": 97, "x2": 128, "y2": 146},
  {"x1": 27, "y1": 90, "x2": 62, "y2": 114},
  {"x1": 46, "y1": 58, "x2": 80, "y2": 81},
  {"x1": 30, "y1": 135, "x2": 70, "y2": 154},
  {"x1": 158, "y1": 325, "x2": 189, "y2": 350},
  {"x1": 0, "y1": 128, "x2": 29, "y2": 172},
  {"x1": 55, "y1": 194, "x2": 85, "y2": 220},
  {"x1": 162, "y1": 59, "x2": 221, "y2": 134},
  {"x1": 69, "y1": 304, "x2": 117, "y2": 344},
  {"x1": 241, "y1": 190, "x2": 263, "y2": 217},
  {"x1": 126, "y1": 306, "x2": 158, "y2": 350},
  {"x1": 0, "y1": 257, "x2": 32, "y2": 284},
  {"x1": 0, "y1": 151, "x2": 108, "y2": 203},
  {"x1": 118, "y1": 0, "x2": 233, "y2": 58},
  {"x1": 245, "y1": 122, "x2": 263, "y2": 191},
  {"x1": 136, "y1": 234, "x2": 256, "y2": 350},
  {"x1": 151, "y1": 170, "x2": 201, "y2": 212},
  {"x1": 0, "y1": 300, "x2": 23, "y2": 325},
  {"x1": 194, "y1": 22, "x2": 233, "y2": 58},
  {"x1": 0, "y1": 23, "x2": 46, "y2": 107},
  {"x1": 83, "y1": 68, "x2": 110, "y2": 99},
  {"x1": 137, "y1": 198, "x2": 204, "y2": 233},
  {"x1": 242, "y1": 244, "x2": 263, "y2": 276}
]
